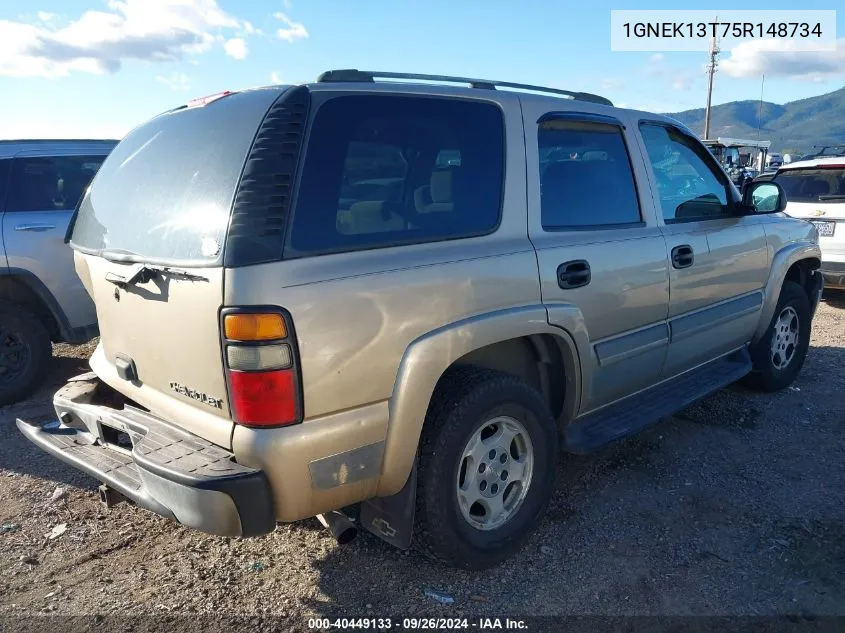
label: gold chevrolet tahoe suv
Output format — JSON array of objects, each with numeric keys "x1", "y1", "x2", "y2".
[{"x1": 18, "y1": 70, "x2": 823, "y2": 570}]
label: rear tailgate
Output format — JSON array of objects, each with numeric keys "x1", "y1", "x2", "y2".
[
  {"x1": 78, "y1": 254, "x2": 232, "y2": 447},
  {"x1": 69, "y1": 87, "x2": 289, "y2": 448}
]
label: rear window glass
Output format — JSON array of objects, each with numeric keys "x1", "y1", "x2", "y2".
[
  {"x1": 774, "y1": 168, "x2": 845, "y2": 203},
  {"x1": 288, "y1": 95, "x2": 504, "y2": 255},
  {"x1": 7, "y1": 156, "x2": 105, "y2": 212},
  {"x1": 539, "y1": 120, "x2": 641, "y2": 228},
  {"x1": 70, "y1": 89, "x2": 280, "y2": 264}
]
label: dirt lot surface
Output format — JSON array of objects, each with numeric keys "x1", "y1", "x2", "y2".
[{"x1": 1, "y1": 295, "x2": 843, "y2": 630}]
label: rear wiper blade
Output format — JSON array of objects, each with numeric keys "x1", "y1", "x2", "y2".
[
  {"x1": 818, "y1": 195, "x2": 845, "y2": 201},
  {"x1": 105, "y1": 265, "x2": 208, "y2": 288}
]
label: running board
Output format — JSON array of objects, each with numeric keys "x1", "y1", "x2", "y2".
[{"x1": 564, "y1": 348, "x2": 752, "y2": 454}]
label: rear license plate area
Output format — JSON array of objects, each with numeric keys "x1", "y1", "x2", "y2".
[{"x1": 811, "y1": 220, "x2": 836, "y2": 237}]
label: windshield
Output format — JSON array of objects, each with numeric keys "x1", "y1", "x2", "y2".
[
  {"x1": 774, "y1": 167, "x2": 845, "y2": 203},
  {"x1": 70, "y1": 88, "x2": 281, "y2": 265}
]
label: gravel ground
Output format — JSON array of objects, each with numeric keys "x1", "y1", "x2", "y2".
[{"x1": 1, "y1": 294, "x2": 843, "y2": 630}]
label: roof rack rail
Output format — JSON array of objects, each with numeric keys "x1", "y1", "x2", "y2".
[
  {"x1": 805, "y1": 145, "x2": 845, "y2": 158},
  {"x1": 315, "y1": 69, "x2": 613, "y2": 106}
]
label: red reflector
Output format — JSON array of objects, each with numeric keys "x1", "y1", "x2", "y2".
[
  {"x1": 228, "y1": 369, "x2": 297, "y2": 427},
  {"x1": 819, "y1": 164, "x2": 845, "y2": 169}
]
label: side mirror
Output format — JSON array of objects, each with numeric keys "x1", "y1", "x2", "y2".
[{"x1": 742, "y1": 180, "x2": 787, "y2": 214}]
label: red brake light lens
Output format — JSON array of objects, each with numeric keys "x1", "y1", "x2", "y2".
[
  {"x1": 228, "y1": 369, "x2": 297, "y2": 427},
  {"x1": 186, "y1": 91, "x2": 232, "y2": 108}
]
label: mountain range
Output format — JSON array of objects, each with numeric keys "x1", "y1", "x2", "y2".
[{"x1": 666, "y1": 85, "x2": 845, "y2": 155}]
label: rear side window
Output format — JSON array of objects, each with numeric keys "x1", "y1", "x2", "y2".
[
  {"x1": 774, "y1": 168, "x2": 845, "y2": 203},
  {"x1": 7, "y1": 156, "x2": 105, "y2": 212},
  {"x1": 288, "y1": 95, "x2": 504, "y2": 255},
  {"x1": 539, "y1": 119, "x2": 641, "y2": 229}
]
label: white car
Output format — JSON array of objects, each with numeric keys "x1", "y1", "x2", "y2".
[{"x1": 774, "y1": 156, "x2": 845, "y2": 289}]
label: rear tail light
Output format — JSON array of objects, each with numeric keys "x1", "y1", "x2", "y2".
[
  {"x1": 228, "y1": 369, "x2": 297, "y2": 426},
  {"x1": 226, "y1": 344, "x2": 292, "y2": 371},
  {"x1": 222, "y1": 310, "x2": 301, "y2": 428},
  {"x1": 224, "y1": 313, "x2": 286, "y2": 340}
]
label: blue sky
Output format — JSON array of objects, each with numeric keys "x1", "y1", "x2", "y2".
[{"x1": 1, "y1": 0, "x2": 843, "y2": 139}]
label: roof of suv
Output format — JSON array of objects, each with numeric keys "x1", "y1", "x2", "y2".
[
  {"x1": 0, "y1": 139, "x2": 119, "y2": 159},
  {"x1": 287, "y1": 69, "x2": 689, "y2": 133}
]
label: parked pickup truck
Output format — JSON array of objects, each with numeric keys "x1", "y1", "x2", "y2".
[{"x1": 18, "y1": 72, "x2": 822, "y2": 569}]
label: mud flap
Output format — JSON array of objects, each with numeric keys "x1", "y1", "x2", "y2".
[{"x1": 360, "y1": 461, "x2": 417, "y2": 550}]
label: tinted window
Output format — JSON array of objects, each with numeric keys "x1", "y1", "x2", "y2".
[
  {"x1": 774, "y1": 168, "x2": 845, "y2": 203},
  {"x1": 7, "y1": 156, "x2": 105, "y2": 212},
  {"x1": 0, "y1": 159, "x2": 10, "y2": 212},
  {"x1": 640, "y1": 124, "x2": 731, "y2": 222},
  {"x1": 288, "y1": 95, "x2": 504, "y2": 255},
  {"x1": 539, "y1": 120, "x2": 640, "y2": 228},
  {"x1": 71, "y1": 89, "x2": 280, "y2": 264}
]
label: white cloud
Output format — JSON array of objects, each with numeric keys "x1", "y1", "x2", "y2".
[
  {"x1": 223, "y1": 37, "x2": 247, "y2": 59},
  {"x1": 721, "y1": 38, "x2": 845, "y2": 81},
  {"x1": 274, "y1": 11, "x2": 307, "y2": 43},
  {"x1": 649, "y1": 53, "x2": 665, "y2": 64},
  {"x1": 270, "y1": 70, "x2": 282, "y2": 83},
  {"x1": 0, "y1": 0, "x2": 250, "y2": 78},
  {"x1": 36, "y1": 11, "x2": 57, "y2": 23},
  {"x1": 156, "y1": 71, "x2": 191, "y2": 91}
]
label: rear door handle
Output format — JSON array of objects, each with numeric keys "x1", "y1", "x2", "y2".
[
  {"x1": 557, "y1": 259, "x2": 591, "y2": 289},
  {"x1": 671, "y1": 244, "x2": 694, "y2": 269},
  {"x1": 14, "y1": 223, "x2": 56, "y2": 232}
]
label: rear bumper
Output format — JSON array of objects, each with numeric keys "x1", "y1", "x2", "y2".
[
  {"x1": 16, "y1": 374, "x2": 275, "y2": 537},
  {"x1": 820, "y1": 261, "x2": 845, "y2": 289}
]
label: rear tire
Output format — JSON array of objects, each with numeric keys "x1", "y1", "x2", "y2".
[
  {"x1": 414, "y1": 366, "x2": 558, "y2": 570},
  {"x1": 0, "y1": 301, "x2": 51, "y2": 406},
  {"x1": 743, "y1": 281, "x2": 811, "y2": 392}
]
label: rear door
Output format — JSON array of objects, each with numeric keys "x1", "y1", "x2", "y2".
[
  {"x1": 4, "y1": 151, "x2": 107, "y2": 331},
  {"x1": 523, "y1": 105, "x2": 670, "y2": 413},
  {"x1": 68, "y1": 88, "x2": 285, "y2": 449}
]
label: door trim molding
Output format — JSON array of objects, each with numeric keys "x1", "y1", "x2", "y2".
[
  {"x1": 594, "y1": 322, "x2": 669, "y2": 367},
  {"x1": 669, "y1": 291, "x2": 763, "y2": 344}
]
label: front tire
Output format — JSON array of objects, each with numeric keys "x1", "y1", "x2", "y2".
[
  {"x1": 414, "y1": 367, "x2": 558, "y2": 570},
  {"x1": 743, "y1": 281, "x2": 811, "y2": 392}
]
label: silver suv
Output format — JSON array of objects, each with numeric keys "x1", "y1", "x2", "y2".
[
  {"x1": 0, "y1": 139, "x2": 116, "y2": 404},
  {"x1": 17, "y1": 72, "x2": 822, "y2": 569}
]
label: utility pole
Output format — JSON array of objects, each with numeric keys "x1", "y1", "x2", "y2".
[
  {"x1": 703, "y1": 18, "x2": 720, "y2": 139},
  {"x1": 756, "y1": 74, "x2": 765, "y2": 140}
]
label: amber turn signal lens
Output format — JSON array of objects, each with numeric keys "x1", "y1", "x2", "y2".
[{"x1": 224, "y1": 313, "x2": 286, "y2": 341}]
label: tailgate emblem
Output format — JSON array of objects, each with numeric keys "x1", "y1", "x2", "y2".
[
  {"x1": 813, "y1": 209, "x2": 826, "y2": 217},
  {"x1": 169, "y1": 381, "x2": 223, "y2": 409}
]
